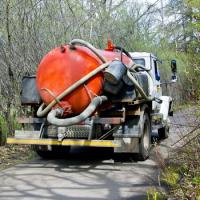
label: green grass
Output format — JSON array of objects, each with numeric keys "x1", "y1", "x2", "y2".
[
  {"x1": 146, "y1": 188, "x2": 167, "y2": 200},
  {"x1": 161, "y1": 137, "x2": 200, "y2": 199},
  {"x1": 162, "y1": 166, "x2": 180, "y2": 187},
  {"x1": 0, "y1": 115, "x2": 9, "y2": 145},
  {"x1": 0, "y1": 113, "x2": 21, "y2": 145},
  {"x1": 173, "y1": 103, "x2": 193, "y2": 112}
]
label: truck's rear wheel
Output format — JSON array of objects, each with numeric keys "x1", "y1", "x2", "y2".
[
  {"x1": 137, "y1": 113, "x2": 151, "y2": 161},
  {"x1": 34, "y1": 146, "x2": 71, "y2": 159}
]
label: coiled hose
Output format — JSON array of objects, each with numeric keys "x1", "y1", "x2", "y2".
[{"x1": 47, "y1": 96, "x2": 107, "y2": 126}]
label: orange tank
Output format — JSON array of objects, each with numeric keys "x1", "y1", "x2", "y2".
[{"x1": 36, "y1": 44, "x2": 132, "y2": 116}]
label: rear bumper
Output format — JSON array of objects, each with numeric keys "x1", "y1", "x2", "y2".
[{"x1": 7, "y1": 138, "x2": 119, "y2": 148}]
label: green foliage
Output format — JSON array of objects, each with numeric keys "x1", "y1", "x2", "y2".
[
  {"x1": 162, "y1": 130, "x2": 200, "y2": 199},
  {"x1": 186, "y1": 0, "x2": 200, "y2": 43},
  {"x1": 0, "y1": 114, "x2": 9, "y2": 145},
  {"x1": 0, "y1": 112, "x2": 21, "y2": 144},
  {"x1": 147, "y1": 188, "x2": 167, "y2": 200},
  {"x1": 0, "y1": 0, "x2": 198, "y2": 113},
  {"x1": 162, "y1": 166, "x2": 180, "y2": 187},
  {"x1": 192, "y1": 176, "x2": 200, "y2": 185}
]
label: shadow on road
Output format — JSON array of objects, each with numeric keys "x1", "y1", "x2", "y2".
[
  {"x1": 0, "y1": 111, "x2": 195, "y2": 199},
  {"x1": 0, "y1": 146, "x2": 159, "y2": 200}
]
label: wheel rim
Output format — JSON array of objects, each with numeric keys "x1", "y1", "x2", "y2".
[{"x1": 143, "y1": 122, "x2": 150, "y2": 151}]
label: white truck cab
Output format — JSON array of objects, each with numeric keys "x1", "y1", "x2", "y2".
[
  {"x1": 130, "y1": 52, "x2": 175, "y2": 139},
  {"x1": 130, "y1": 52, "x2": 162, "y2": 110}
]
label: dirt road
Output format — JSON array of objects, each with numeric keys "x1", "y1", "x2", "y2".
[{"x1": 0, "y1": 110, "x2": 197, "y2": 200}]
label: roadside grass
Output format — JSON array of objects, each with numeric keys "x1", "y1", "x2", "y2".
[
  {"x1": 0, "y1": 113, "x2": 21, "y2": 145},
  {"x1": 0, "y1": 115, "x2": 9, "y2": 145},
  {"x1": 173, "y1": 102, "x2": 200, "y2": 112},
  {"x1": 173, "y1": 103, "x2": 192, "y2": 112},
  {"x1": 162, "y1": 136, "x2": 200, "y2": 200},
  {"x1": 147, "y1": 103, "x2": 200, "y2": 200},
  {"x1": 162, "y1": 166, "x2": 180, "y2": 188},
  {"x1": 146, "y1": 187, "x2": 167, "y2": 200},
  {"x1": 0, "y1": 144, "x2": 35, "y2": 170},
  {"x1": 148, "y1": 132, "x2": 200, "y2": 200},
  {"x1": 0, "y1": 113, "x2": 34, "y2": 170}
]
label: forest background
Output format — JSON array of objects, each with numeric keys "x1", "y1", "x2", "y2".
[{"x1": 0, "y1": 0, "x2": 199, "y2": 143}]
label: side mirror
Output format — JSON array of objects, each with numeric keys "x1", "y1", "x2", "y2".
[
  {"x1": 171, "y1": 60, "x2": 177, "y2": 73},
  {"x1": 171, "y1": 60, "x2": 177, "y2": 82}
]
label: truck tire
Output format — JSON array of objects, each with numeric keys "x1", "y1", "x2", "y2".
[
  {"x1": 158, "y1": 126, "x2": 169, "y2": 140},
  {"x1": 137, "y1": 113, "x2": 151, "y2": 161},
  {"x1": 34, "y1": 145, "x2": 71, "y2": 159}
]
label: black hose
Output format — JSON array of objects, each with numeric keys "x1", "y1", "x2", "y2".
[{"x1": 115, "y1": 46, "x2": 133, "y2": 60}]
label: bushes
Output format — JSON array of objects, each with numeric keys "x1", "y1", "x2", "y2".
[
  {"x1": 0, "y1": 114, "x2": 9, "y2": 145},
  {"x1": 156, "y1": 45, "x2": 200, "y2": 104},
  {"x1": 0, "y1": 112, "x2": 21, "y2": 146},
  {"x1": 162, "y1": 132, "x2": 200, "y2": 199}
]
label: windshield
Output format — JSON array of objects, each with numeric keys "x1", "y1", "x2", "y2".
[{"x1": 133, "y1": 58, "x2": 145, "y2": 66}]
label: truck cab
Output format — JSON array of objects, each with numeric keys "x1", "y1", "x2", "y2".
[
  {"x1": 130, "y1": 52, "x2": 174, "y2": 139},
  {"x1": 130, "y1": 52, "x2": 162, "y2": 110}
]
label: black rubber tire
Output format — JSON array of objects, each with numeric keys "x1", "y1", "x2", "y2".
[
  {"x1": 158, "y1": 126, "x2": 169, "y2": 140},
  {"x1": 137, "y1": 113, "x2": 151, "y2": 161},
  {"x1": 34, "y1": 146, "x2": 71, "y2": 159}
]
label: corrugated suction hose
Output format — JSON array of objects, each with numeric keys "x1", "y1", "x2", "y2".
[{"x1": 47, "y1": 96, "x2": 107, "y2": 126}]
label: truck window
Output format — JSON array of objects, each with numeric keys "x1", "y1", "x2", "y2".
[
  {"x1": 133, "y1": 59, "x2": 145, "y2": 66},
  {"x1": 154, "y1": 60, "x2": 160, "y2": 81}
]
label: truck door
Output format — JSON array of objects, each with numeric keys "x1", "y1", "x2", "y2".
[{"x1": 152, "y1": 58, "x2": 162, "y2": 98}]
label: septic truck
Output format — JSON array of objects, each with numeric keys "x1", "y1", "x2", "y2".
[{"x1": 7, "y1": 39, "x2": 177, "y2": 160}]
